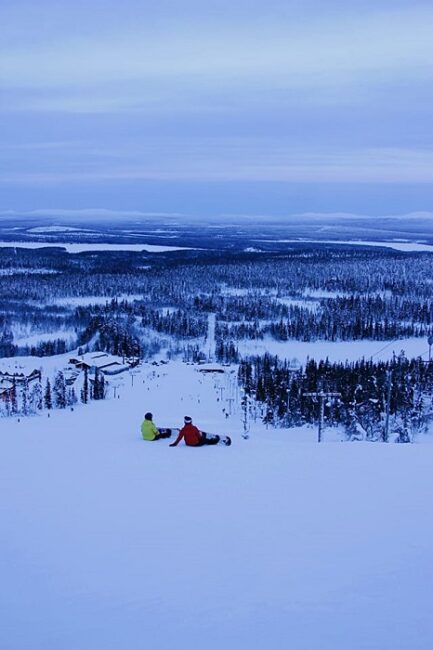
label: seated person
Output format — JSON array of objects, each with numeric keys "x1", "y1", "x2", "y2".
[
  {"x1": 169, "y1": 416, "x2": 220, "y2": 447},
  {"x1": 141, "y1": 412, "x2": 171, "y2": 441}
]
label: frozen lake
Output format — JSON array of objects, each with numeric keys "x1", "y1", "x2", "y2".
[{"x1": 0, "y1": 241, "x2": 194, "y2": 253}]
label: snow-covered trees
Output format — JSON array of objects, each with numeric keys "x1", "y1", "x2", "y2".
[
  {"x1": 92, "y1": 369, "x2": 105, "y2": 400},
  {"x1": 5, "y1": 246, "x2": 433, "y2": 364},
  {"x1": 0, "y1": 366, "x2": 106, "y2": 418},
  {"x1": 81, "y1": 368, "x2": 89, "y2": 404},
  {"x1": 66, "y1": 387, "x2": 78, "y2": 407},
  {"x1": 44, "y1": 379, "x2": 52, "y2": 410},
  {"x1": 53, "y1": 372, "x2": 66, "y2": 409},
  {"x1": 30, "y1": 381, "x2": 43, "y2": 413},
  {"x1": 238, "y1": 353, "x2": 433, "y2": 442},
  {"x1": 0, "y1": 328, "x2": 16, "y2": 357},
  {"x1": 21, "y1": 378, "x2": 29, "y2": 416}
]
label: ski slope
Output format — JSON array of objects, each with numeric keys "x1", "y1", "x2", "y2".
[{"x1": 1, "y1": 362, "x2": 433, "y2": 649}]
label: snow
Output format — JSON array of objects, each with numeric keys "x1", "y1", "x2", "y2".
[
  {"x1": 14, "y1": 329, "x2": 75, "y2": 347},
  {"x1": 302, "y1": 288, "x2": 352, "y2": 299},
  {"x1": 0, "y1": 351, "x2": 71, "y2": 376},
  {"x1": 258, "y1": 239, "x2": 433, "y2": 253},
  {"x1": 0, "y1": 268, "x2": 60, "y2": 276},
  {"x1": 0, "y1": 241, "x2": 194, "y2": 253},
  {"x1": 49, "y1": 294, "x2": 143, "y2": 307},
  {"x1": 219, "y1": 284, "x2": 276, "y2": 297},
  {"x1": 1, "y1": 360, "x2": 433, "y2": 649},
  {"x1": 237, "y1": 336, "x2": 431, "y2": 364},
  {"x1": 27, "y1": 226, "x2": 96, "y2": 234}
]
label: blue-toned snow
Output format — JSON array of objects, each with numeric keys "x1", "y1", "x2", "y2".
[{"x1": 1, "y1": 361, "x2": 433, "y2": 649}]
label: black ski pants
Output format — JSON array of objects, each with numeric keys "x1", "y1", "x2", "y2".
[{"x1": 196, "y1": 433, "x2": 220, "y2": 446}]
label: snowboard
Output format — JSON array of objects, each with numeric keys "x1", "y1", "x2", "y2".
[
  {"x1": 156, "y1": 428, "x2": 172, "y2": 439},
  {"x1": 206, "y1": 433, "x2": 232, "y2": 447},
  {"x1": 167, "y1": 428, "x2": 232, "y2": 446}
]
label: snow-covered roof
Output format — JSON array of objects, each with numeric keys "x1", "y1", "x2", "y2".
[
  {"x1": 69, "y1": 352, "x2": 124, "y2": 369},
  {"x1": 196, "y1": 363, "x2": 226, "y2": 373},
  {"x1": 0, "y1": 369, "x2": 40, "y2": 382}
]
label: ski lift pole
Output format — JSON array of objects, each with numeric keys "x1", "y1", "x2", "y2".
[
  {"x1": 319, "y1": 393, "x2": 325, "y2": 443},
  {"x1": 240, "y1": 389, "x2": 249, "y2": 438},
  {"x1": 384, "y1": 370, "x2": 392, "y2": 443}
]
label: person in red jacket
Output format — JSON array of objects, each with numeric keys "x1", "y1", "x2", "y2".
[{"x1": 169, "y1": 416, "x2": 220, "y2": 447}]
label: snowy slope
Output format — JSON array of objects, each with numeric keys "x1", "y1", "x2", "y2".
[{"x1": 1, "y1": 362, "x2": 433, "y2": 649}]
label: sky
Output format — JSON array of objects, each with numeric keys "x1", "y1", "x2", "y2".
[{"x1": 1, "y1": 0, "x2": 433, "y2": 218}]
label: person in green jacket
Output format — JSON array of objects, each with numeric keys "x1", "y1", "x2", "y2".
[{"x1": 141, "y1": 412, "x2": 171, "y2": 441}]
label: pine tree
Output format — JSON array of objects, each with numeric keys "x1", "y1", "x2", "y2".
[
  {"x1": 22, "y1": 378, "x2": 29, "y2": 416},
  {"x1": 53, "y1": 371, "x2": 66, "y2": 408},
  {"x1": 3, "y1": 391, "x2": 11, "y2": 417},
  {"x1": 30, "y1": 381, "x2": 43, "y2": 413},
  {"x1": 66, "y1": 386, "x2": 78, "y2": 407},
  {"x1": 93, "y1": 369, "x2": 100, "y2": 400},
  {"x1": 44, "y1": 379, "x2": 52, "y2": 410},
  {"x1": 99, "y1": 373, "x2": 105, "y2": 400},
  {"x1": 11, "y1": 378, "x2": 18, "y2": 415},
  {"x1": 81, "y1": 367, "x2": 89, "y2": 404}
]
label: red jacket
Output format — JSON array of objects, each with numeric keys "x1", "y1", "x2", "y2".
[{"x1": 172, "y1": 423, "x2": 202, "y2": 446}]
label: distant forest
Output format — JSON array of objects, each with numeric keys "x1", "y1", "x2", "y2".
[{"x1": 1, "y1": 246, "x2": 433, "y2": 360}]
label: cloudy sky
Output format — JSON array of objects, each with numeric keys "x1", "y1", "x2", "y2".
[{"x1": 1, "y1": 0, "x2": 433, "y2": 217}]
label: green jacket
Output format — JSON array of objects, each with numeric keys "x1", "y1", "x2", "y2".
[{"x1": 141, "y1": 419, "x2": 159, "y2": 441}]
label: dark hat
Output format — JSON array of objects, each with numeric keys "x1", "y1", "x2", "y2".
[
  {"x1": 184, "y1": 416, "x2": 192, "y2": 424},
  {"x1": 145, "y1": 412, "x2": 153, "y2": 420}
]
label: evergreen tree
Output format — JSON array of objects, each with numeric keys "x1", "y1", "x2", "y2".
[
  {"x1": 44, "y1": 379, "x2": 52, "y2": 410},
  {"x1": 66, "y1": 386, "x2": 78, "y2": 407},
  {"x1": 93, "y1": 369, "x2": 100, "y2": 400},
  {"x1": 99, "y1": 373, "x2": 105, "y2": 400},
  {"x1": 3, "y1": 391, "x2": 11, "y2": 417},
  {"x1": 81, "y1": 367, "x2": 89, "y2": 404},
  {"x1": 30, "y1": 381, "x2": 43, "y2": 413},
  {"x1": 22, "y1": 378, "x2": 29, "y2": 416},
  {"x1": 11, "y1": 378, "x2": 18, "y2": 415},
  {"x1": 53, "y1": 371, "x2": 66, "y2": 408}
]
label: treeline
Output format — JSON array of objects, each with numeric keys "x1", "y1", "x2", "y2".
[
  {"x1": 0, "y1": 368, "x2": 106, "y2": 418},
  {"x1": 4, "y1": 247, "x2": 433, "y2": 361},
  {"x1": 4, "y1": 247, "x2": 433, "y2": 307},
  {"x1": 238, "y1": 353, "x2": 433, "y2": 441},
  {"x1": 82, "y1": 299, "x2": 207, "y2": 338}
]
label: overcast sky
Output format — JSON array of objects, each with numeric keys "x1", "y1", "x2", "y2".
[{"x1": 1, "y1": 0, "x2": 433, "y2": 217}]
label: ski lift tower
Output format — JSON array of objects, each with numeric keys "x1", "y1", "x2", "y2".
[
  {"x1": 428, "y1": 335, "x2": 433, "y2": 362},
  {"x1": 304, "y1": 386, "x2": 341, "y2": 442}
]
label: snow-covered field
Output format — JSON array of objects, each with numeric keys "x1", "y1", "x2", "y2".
[
  {"x1": 14, "y1": 329, "x2": 76, "y2": 347},
  {"x1": 0, "y1": 268, "x2": 60, "y2": 276},
  {"x1": 48, "y1": 294, "x2": 144, "y2": 307},
  {"x1": 0, "y1": 241, "x2": 194, "y2": 253},
  {"x1": 27, "y1": 226, "x2": 97, "y2": 234},
  {"x1": 258, "y1": 239, "x2": 433, "y2": 253},
  {"x1": 237, "y1": 335, "x2": 430, "y2": 364},
  {"x1": 1, "y1": 361, "x2": 433, "y2": 649}
]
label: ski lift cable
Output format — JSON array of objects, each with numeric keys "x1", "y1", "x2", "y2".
[
  {"x1": 371, "y1": 338, "x2": 432, "y2": 362},
  {"x1": 370, "y1": 339, "x2": 397, "y2": 360}
]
